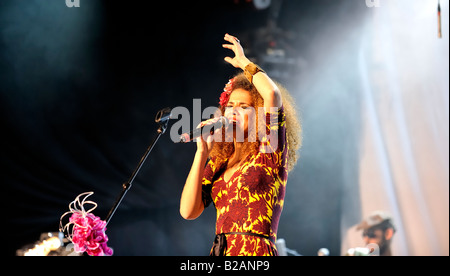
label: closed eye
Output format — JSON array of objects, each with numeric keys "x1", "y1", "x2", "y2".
[{"x1": 226, "y1": 102, "x2": 251, "y2": 109}]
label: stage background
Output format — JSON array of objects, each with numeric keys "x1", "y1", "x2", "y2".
[{"x1": 1, "y1": 0, "x2": 448, "y2": 256}]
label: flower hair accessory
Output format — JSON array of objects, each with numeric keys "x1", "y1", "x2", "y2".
[
  {"x1": 219, "y1": 77, "x2": 236, "y2": 107},
  {"x1": 59, "y1": 192, "x2": 113, "y2": 256}
]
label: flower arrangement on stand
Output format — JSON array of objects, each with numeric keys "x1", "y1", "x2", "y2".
[{"x1": 60, "y1": 192, "x2": 113, "y2": 256}]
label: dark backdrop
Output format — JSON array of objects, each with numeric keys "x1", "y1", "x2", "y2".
[{"x1": 2, "y1": 0, "x2": 367, "y2": 256}]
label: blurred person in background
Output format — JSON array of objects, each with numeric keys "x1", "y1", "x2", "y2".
[{"x1": 356, "y1": 211, "x2": 396, "y2": 256}]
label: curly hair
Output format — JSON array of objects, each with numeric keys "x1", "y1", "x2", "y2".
[{"x1": 209, "y1": 72, "x2": 302, "y2": 172}]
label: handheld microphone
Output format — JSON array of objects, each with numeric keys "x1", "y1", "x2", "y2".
[{"x1": 178, "y1": 116, "x2": 229, "y2": 143}]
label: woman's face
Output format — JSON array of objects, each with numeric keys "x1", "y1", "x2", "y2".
[{"x1": 224, "y1": 89, "x2": 255, "y2": 140}]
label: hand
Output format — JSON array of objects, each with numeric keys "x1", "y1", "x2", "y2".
[
  {"x1": 223, "y1": 33, "x2": 251, "y2": 70},
  {"x1": 195, "y1": 118, "x2": 220, "y2": 156}
]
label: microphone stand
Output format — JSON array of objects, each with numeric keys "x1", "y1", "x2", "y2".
[{"x1": 105, "y1": 107, "x2": 172, "y2": 226}]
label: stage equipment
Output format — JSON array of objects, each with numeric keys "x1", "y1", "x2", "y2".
[
  {"x1": 16, "y1": 232, "x2": 78, "y2": 256},
  {"x1": 275, "y1": 238, "x2": 301, "y2": 256},
  {"x1": 105, "y1": 107, "x2": 172, "y2": 225}
]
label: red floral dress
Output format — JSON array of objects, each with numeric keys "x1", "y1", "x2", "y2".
[{"x1": 202, "y1": 106, "x2": 288, "y2": 256}]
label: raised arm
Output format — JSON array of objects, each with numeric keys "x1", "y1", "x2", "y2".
[{"x1": 222, "y1": 33, "x2": 282, "y2": 109}]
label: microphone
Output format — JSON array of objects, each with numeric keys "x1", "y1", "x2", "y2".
[
  {"x1": 178, "y1": 116, "x2": 229, "y2": 143},
  {"x1": 155, "y1": 107, "x2": 172, "y2": 124}
]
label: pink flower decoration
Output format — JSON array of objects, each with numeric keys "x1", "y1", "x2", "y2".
[
  {"x1": 60, "y1": 192, "x2": 113, "y2": 256},
  {"x1": 219, "y1": 77, "x2": 236, "y2": 107}
]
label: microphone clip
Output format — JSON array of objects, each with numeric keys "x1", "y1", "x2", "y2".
[{"x1": 154, "y1": 107, "x2": 172, "y2": 134}]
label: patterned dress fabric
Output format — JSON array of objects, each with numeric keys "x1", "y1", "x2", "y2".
[{"x1": 202, "y1": 106, "x2": 288, "y2": 256}]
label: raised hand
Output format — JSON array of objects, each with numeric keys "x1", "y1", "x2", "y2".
[{"x1": 222, "y1": 33, "x2": 251, "y2": 70}]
